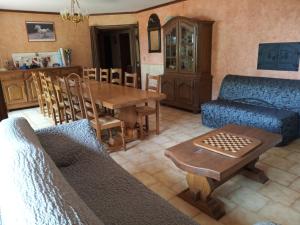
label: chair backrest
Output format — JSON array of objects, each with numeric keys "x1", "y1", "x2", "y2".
[
  {"x1": 83, "y1": 67, "x2": 97, "y2": 80},
  {"x1": 39, "y1": 72, "x2": 48, "y2": 93},
  {"x1": 57, "y1": 76, "x2": 71, "y2": 107},
  {"x1": 80, "y1": 79, "x2": 99, "y2": 126},
  {"x1": 66, "y1": 73, "x2": 86, "y2": 119},
  {"x1": 100, "y1": 68, "x2": 109, "y2": 83},
  {"x1": 44, "y1": 75, "x2": 60, "y2": 107},
  {"x1": 110, "y1": 68, "x2": 122, "y2": 85},
  {"x1": 31, "y1": 72, "x2": 43, "y2": 96},
  {"x1": 146, "y1": 74, "x2": 161, "y2": 93},
  {"x1": 39, "y1": 72, "x2": 51, "y2": 103},
  {"x1": 124, "y1": 72, "x2": 137, "y2": 88}
]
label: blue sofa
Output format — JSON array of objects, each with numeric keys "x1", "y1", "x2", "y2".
[{"x1": 201, "y1": 75, "x2": 300, "y2": 145}]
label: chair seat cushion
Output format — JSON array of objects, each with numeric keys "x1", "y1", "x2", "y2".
[
  {"x1": 201, "y1": 100, "x2": 299, "y2": 145},
  {"x1": 60, "y1": 151, "x2": 198, "y2": 225}
]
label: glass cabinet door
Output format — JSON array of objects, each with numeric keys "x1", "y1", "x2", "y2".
[
  {"x1": 179, "y1": 21, "x2": 196, "y2": 73},
  {"x1": 165, "y1": 26, "x2": 177, "y2": 71}
]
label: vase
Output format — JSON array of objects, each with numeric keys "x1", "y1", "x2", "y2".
[{"x1": 66, "y1": 55, "x2": 71, "y2": 66}]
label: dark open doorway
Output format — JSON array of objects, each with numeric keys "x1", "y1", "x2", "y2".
[{"x1": 90, "y1": 25, "x2": 141, "y2": 88}]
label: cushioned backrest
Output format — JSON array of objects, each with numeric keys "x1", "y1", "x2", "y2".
[
  {"x1": 0, "y1": 117, "x2": 104, "y2": 225},
  {"x1": 219, "y1": 75, "x2": 300, "y2": 115}
]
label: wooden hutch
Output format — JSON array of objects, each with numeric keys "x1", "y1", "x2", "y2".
[
  {"x1": 0, "y1": 66, "x2": 81, "y2": 110},
  {"x1": 161, "y1": 17, "x2": 214, "y2": 113}
]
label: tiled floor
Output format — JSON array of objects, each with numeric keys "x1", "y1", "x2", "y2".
[{"x1": 9, "y1": 106, "x2": 300, "y2": 225}]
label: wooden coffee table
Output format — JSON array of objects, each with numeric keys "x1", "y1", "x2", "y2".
[{"x1": 165, "y1": 124, "x2": 282, "y2": 219}]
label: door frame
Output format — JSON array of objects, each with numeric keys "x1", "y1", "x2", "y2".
[{"x1": 92, "y1": 24, "x2": 141, "y2": 88}]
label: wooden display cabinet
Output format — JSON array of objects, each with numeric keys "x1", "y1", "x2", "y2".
[{"x1": 161, "y1": 17, "x2": 214, "y2": 113}]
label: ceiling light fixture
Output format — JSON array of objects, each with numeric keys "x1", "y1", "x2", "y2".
[{"x1": 60, "y1": 0, "x2": 88, "y2": 24}]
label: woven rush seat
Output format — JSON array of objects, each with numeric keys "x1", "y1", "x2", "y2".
[{"x1": 91, "y1": 116, "x2": 122, "y2": 129}]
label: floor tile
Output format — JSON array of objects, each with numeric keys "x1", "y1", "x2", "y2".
[
  {"x1": 148, "y1": 182, "x2": 176, "y2": 200},
  {"x1": 289, "y1": 163, "x2": 300, "y2": 176},
  {"x1": 259, "y1": 181, "x2": 300, "y2": 206},
  {"x1": 286, "y1": 152, "x2": 300, "y2": 162},
  {"x1": 263, "y1": 165, "x2": 297, "y2": 186},
  {"x1": 228, "y1": 187, "x2": 269, "y2": 212},
  {"x1": 292, "y1": 198, "x2": 300, "y2": 213},
  {"x1": 193, "y1": 213, "x2": 225, "y2": 225},
  {"x1": 259, "y1": 202, "x2": 300, "y2": 225},
  {"x1": 133, "y1": 172, "x2": 157, "y2": 186},
  {"x1": 262, "y1": 155, "x2": 296, "y2": 170},
  {"x1": 290, "y1": 177, "x2": 300, "y2": 193},
  {"x1": 220, "y1": 207, "x2": 268, "y2": 225}
]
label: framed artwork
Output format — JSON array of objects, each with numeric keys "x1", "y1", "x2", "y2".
[
  {"x1": 257, "y1": 42, "x2": 300, "y2": 71},
  {"x1": 25, "y1": 21, "x2": 56, "y2": 42}
]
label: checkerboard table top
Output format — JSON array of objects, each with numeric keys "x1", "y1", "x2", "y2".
[{"x1": 193, "y1": 131, "x2": 262, "y2": 158}]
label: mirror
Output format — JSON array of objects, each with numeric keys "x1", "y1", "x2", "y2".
[{"x1": 148, "y1": 14, "x2": 161, "y2": 53}]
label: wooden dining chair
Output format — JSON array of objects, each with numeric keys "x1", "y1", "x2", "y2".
[
  {"x1": 80, "y1": 79, "x2": 126, "y2": 150},
  {"x1": 39, "y1": 72, "x2": 52, "y2": 117},
  {"x1": 110, "y1": 68, "x2": 122, "y2": 85},
  {"x1": 136, "y1": 74, "x2": 161, "y2": 139},
  {"x1": 57, "y1": 77, "x2": 73, "y2": 123},
  {"x1": 83, "y1": 67, "x2": 97, "y2": 80},
  {"x1": 31, "y1": 72, "x2": 46, "y2": 116},
  {"x1": 100, "y1": 68, "x2": 109, "y2": 83},
  {"x1": 124, "y1": 72, "x2": 137, "y2": 88},
  {"x1": 65, "y1": 73, "x2": 86, "y2": 120},
  {"x1": 44, "y1": 75, "x2": 65, "y2": 125}
]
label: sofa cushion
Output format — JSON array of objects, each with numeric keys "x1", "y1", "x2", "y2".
[
  {"x1": 0, "y1": 117, "x2": 104, "y2": 225},
  {"x1": 219, "y1": 74, "x2": 300, "y2": 116},
  {"x1": 201, "y1": 100, "x2": 299, "y2": 145},
  {"x1": 60, "y1": 151, "x2": 198, "y2": 225},
  {"x1": 36, "y1": 119, "x2": 100, "y2": 167}
]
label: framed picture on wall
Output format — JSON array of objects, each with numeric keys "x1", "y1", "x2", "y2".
[{"x1": 25, "y1": 21, "x2": 56, "y2": 42}]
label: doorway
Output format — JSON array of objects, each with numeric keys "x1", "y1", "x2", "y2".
[{"x1": 91, "y1": 25, "x2": 141, "y2": 88}]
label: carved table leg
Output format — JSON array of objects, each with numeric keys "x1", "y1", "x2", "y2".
[
  {"x1": 240, "y1": 158, "x2": 269, "y2": 184},
  {"x1": 118, "y1": 106, "x2": 138, "y2": 141},
  {"x1": 178, "y1": 173, "x2": 225, "y2": 220}
]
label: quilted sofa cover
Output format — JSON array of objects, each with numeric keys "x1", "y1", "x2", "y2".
[
  {"x1": 202, "y1": 75, "x2": 300, "y2": 145},
  {"x1": 0, "y1": 117, "x2": 198, "y2": 225}
]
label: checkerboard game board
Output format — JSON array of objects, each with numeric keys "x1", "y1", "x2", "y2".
[{"x1": 193, "y1": 131, "x2": 262, "y2": 158}]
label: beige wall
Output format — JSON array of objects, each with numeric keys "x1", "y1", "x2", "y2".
[
  {"x1": 2, "y1": 0, "x2": 300, "y2": 97},
  {"x1": 136, "y1": 0, "x2": 300, "y2": 98},
  {"x1": 0, "y1": 12, "x2": 92, "y2": 67},
  {"x1": 89, "y1": 13, "x2": 137, "y2": 26}
]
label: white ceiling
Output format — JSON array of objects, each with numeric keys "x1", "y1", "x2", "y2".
[{"x1": 0, "y1": 0, "x2": 175, "y2": 14}]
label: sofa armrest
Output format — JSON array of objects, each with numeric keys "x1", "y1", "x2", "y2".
[{"x1": 35, "y1": 119, "x2": 106, "y2": 167}]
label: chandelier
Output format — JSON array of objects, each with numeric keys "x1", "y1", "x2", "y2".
[{"x1": 60, "y1": 0, "x2": 88, "y2": 24}]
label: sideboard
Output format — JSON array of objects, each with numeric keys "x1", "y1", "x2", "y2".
[{"x1": 0, "y1": 66, "x2": 81, "y2": 110}]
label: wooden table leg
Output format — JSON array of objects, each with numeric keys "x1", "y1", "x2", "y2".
[
  {"x1": 240, "y1": 158, "x2": 269, "y2": 184},
  {"x1": 178, "y1": 173, "x2": 225, "y2": 220},
  {"x1": 118, "y1": 106, "x2": 138, "y2": 141}
]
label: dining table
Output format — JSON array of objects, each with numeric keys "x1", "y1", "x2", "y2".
[{"x1": 88, "y1": 80, "x2": 166, "y2": 140}]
